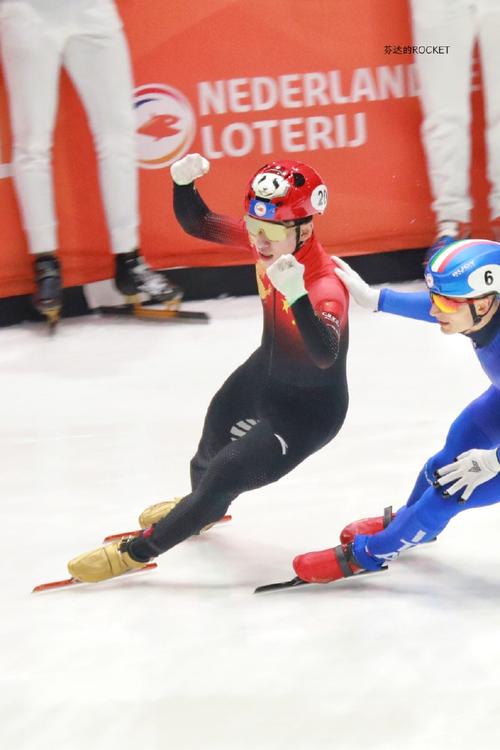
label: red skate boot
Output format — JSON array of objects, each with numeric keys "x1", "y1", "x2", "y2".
[
  {"x1": 292, "y1": 543, "x2": 364, "y2": 583},
  {"x1": 339, "y1": 505, "x2": 395, "y2": 545},
  {"x1": 255, "y1": 543, "x2": 386, "y2": 593}
]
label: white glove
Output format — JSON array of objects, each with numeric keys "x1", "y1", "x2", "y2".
[
  {"x1": 266, "y1": 254, "x2": 306, "y2": 304},
  {"x1": 332, "y1": 255, "x2": 380, "y2": 311},
  {"x1": 435, "y1": 448, "x2": 500, "y2": 501},
  {"x1": 170, "y1": 153, "x2": 210, "y2": 185}
]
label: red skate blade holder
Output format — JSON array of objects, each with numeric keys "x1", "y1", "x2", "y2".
[{"x1": 32, "y1": 562, "x2": 158, "y2": 592}]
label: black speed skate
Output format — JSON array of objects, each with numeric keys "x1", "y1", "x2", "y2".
[
  {"x1": 33, "y1": 254, "x2": 62, "y2": 333},
  {"x1": 114, "y1": 250, "x2": 182, "y2": 305}
]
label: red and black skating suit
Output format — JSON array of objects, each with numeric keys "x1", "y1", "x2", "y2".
[{"x1": 129, "y1": 183, "x2": 350, "y2": 560}]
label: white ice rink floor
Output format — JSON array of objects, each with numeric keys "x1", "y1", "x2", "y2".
[{"x1": 2, "y1": 283, "x2": 500, "y2": 750}]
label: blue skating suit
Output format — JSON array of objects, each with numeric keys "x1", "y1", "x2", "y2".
[{"x1": 352, "y1": 289, "x2": 500, "y2": 571}]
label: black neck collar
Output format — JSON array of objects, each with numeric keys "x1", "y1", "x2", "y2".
[{"x1": 465, "y1": 302, "x2": 500, "y2": 348}]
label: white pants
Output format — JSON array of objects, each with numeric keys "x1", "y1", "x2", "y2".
[
  {"x1": 0, "y1": 0, "x2": 139, "y2": 254},
  {"x1": 411, "y1": 0, "x2": 500, "y2": 224}
]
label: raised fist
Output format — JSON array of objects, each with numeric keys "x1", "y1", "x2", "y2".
[
  {"x1": 266, "y1": 254, "x2": 307, "y2": 304},
  {"x1": 170, "y1": 153, "x2": 210, "y2": 186}
]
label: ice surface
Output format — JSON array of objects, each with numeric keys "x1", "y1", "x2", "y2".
[{"x1": 2, "y1": 284, "x2": 499, "y2": 750}]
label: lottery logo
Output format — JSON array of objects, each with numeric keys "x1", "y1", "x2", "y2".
[{"x1": 134, "y1": 84, "x2": 196, "y2": 170}]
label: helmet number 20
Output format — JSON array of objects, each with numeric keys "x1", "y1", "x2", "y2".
[{"x1": 311, "y1": 184, "x2": 329, "y2": 213}]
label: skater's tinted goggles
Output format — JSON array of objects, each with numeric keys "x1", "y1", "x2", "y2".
[
  {"x1": 430, "y1": 292, "x2": 467, "y2": 313},
  {"x1": 244, "y1": 215, "x2": 293, "y2": 241}
]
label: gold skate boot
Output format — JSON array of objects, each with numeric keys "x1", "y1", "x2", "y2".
[
  {"x1": 138, "y1": 497, "x2": 183, "y2": 528},
  {"x1": 68, "y1": 540, "x2": 148, "y2": 583},
  {"x1": 138, "y1": 497, "x2": 221, "y2": 534}
]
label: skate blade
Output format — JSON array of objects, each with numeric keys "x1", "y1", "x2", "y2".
[
  {"x1": 254, "y1": 566, "x2": 387, "y2": 594},
  {"x1": 133, "y1": 304, "x2": 208, "y2": 323},
  {"x1": 254, "y1": 576, "x2": 309, "y2": 594},
  {"x1": 102, "y1": 515, "x2": 232, "y2": 544},
  {"x1": 32, "y1": 562, "x2": 157, "y2": 592},
  {"x1": 97, "y1": 303, "x2": 208, "y2": 323},
  {"x1": 102, "y1": 529, "x2": 143, "y2": 543}
]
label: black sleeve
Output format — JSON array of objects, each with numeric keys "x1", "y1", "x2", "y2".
[
  {"x1": 173, "y1": 183, "x2": 248, "y2": 248},
  {"x1": 291, "y1": 295, "x2": 341, "y2": 369}
]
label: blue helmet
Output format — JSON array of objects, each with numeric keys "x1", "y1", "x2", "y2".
[{"x1": 424, "y1": 239, "x2": 500, "y2": 298}]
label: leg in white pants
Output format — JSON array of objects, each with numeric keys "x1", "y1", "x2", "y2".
[
  {"x1": 64, "y1": 26, "x2": 139, "y2": 254},
  {"x1": 0, "y1": 0, "x2": 139, "y2": 255},
  {"x1": 410, "y1": 0, "x2": 477, "y2": 225},
  {"x1": 0, "y1": 2, "x2": 64, "y2": 253},
  {"x1": 477, "y1": 0, "x2": 500, "y2": 221}
]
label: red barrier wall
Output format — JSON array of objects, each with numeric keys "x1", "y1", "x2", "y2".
[{"x1": 0, "y1": 0, "x2": 490, "y2": 297}]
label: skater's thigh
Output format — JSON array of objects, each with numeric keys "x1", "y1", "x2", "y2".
[
  {"x1": 262, "y1": 382, "x2": 348, "y2": 462},
  {"x1": 427, "y1": 386, "x2": 500, "y2": 474},
  {"x1": 199, "y1": 350, "x2": 264, "y2": 447}
]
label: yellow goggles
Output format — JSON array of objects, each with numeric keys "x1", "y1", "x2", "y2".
[
  {"x1": 430, "y1": 292, "x2": 466, "y2": 313},
  {"x1": 244, "y1": 215, "x2": 293, "y2": 242}
]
